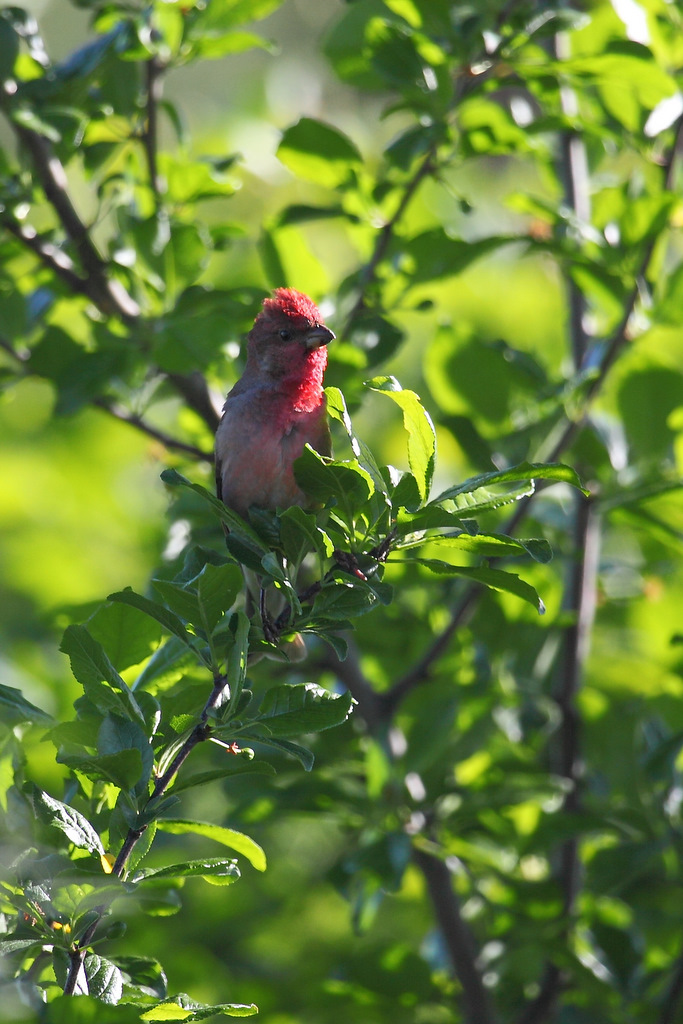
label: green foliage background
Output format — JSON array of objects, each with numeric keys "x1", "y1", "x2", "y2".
[{"x1": 1, "y1": 0, "x2": 683, "y2": 1022}]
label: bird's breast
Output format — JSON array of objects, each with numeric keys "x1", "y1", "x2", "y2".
[{"x1": 215, "y1": 388, "x2": 329, "y2": 517}]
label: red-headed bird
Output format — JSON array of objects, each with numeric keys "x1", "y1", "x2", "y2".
[
  {"x1": 215, "y1": 288, "x2": 334, "y2": 657},
  {"x1": 215, "y1": 288, "x2": 334, "y2": 517}
]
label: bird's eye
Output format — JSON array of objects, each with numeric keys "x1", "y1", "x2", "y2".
[{"x1": 279, "y1": 328, "x2": 291, "y2": 341}]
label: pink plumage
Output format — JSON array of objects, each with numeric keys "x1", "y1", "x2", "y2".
[{"x1": 215, "y1": 289, "x2": 334, "y2": 519}]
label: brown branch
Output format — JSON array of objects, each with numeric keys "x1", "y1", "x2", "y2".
[
  {"x1": 63, "y1": 672, "x2": 229, "y2": 996},
  {"x1": 167, "y1": 371, "x2": 221, "y2": 432},
  {"x1": 317, "y1": 639, "x2": 388, "y2": 731},
  {"x1": 413, "y1": 847, "x2": 498, "y2": 1024},
  {"x1": 383, "y1": 584, "x2": 480, "y2": 715},
  {"x1": 8, "y1": 120, "x2": 140, "y2": 320},
  {"x1": 1, "y1": 215, "x2": 99, "y2": 298},
  {"x1": 93, "y1": 396, "x2": 214, "y2": 462}
]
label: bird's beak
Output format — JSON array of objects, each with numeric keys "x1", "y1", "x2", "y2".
[{"x1": 305, "y1": 325, "x2": 335, "y2": 350}]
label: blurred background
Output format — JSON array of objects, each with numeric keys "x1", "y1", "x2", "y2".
[{"x1": 2, "y1": 0, "x2": 683, "y2": 1021}]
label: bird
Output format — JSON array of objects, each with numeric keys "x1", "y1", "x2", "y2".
[{"x1": 215, "y1": 287, "x2": 335, "y2": 654}]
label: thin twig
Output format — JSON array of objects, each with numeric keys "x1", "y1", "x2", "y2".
[
  {"x1": 413, "y1": 847, "x2": 498, "y2": 1024},
  {"x1": 63, "y1": 673, "x2": 229, "y2": 995},
  {"x1": 344, "y1": 150, "x2": 437, "y2": 327},
  {"x1": 144, "y1": 57, "x2": 163, "y2": 199},
  {"x1": 93, "y1": 396, "x2": 213, "y2": 462},
  {"x1": 554, "y1": 31, "x2": 590, "y2": 368}
]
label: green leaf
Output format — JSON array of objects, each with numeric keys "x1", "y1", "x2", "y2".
[
  {"x1": 280, "y1": 506, "x2": 334, "y2": 566},
  {"x1": 413, "y1": 560, "x2": 545, "y2": 614},
  {"x1": 236, "y1": 734, "x2": 315, "y2": 772},
  {"x1": 400, "y1": 231, "x2": 513, "y2": 283},
  {"x1": 171, "y1": 761, "x2": 276, "y2": 793},
  {"x1": 312, "y1": 579, "x2": 382, "y2": 620},
  {"x1": 31, "y1": 787, "x2": 104, "y2": 855},
  {"x1": 60, "y1": 625, "x2": 146, "y2": 724},
  {"x1": 107, "y1": 589, "x2": 198, "y2": 653},
  {"x1": 151, "y1": 579, "x2": 202, "y2": 628},
  {"x1": 293, "y1": 446, "x2": 374, "y2": 523},
  {"x1": 196, "y1": 563, "x2": 243, "y2": 633},
  {"x1": 88, "y1": 600, "x2": 162, "y2": 673},
  {"x1": 402, "y1": 532, "x2": 553, "y2": 564},
  {"x1": 435, "y1": 461, "x2": 588, "y2": 503},
  {"x1": 160, "y1": 469, "x2": 268, "y2": 555},
  {"x1": 109, "y1": 954, "x2": 166, "y2": 1000},
  {"x1": 135, "y1": 857, "x2": 240, "y2": 885},
  {"x1": 325, "y1": 387, "x2": 391, "y2": 517},
  {"x1": 58, "y1": 749, "x2": 144, "y2": 792},
  {"x1": 366, "y1": 377, "x2": 436, "y2": 502},
  {"x1": 277, "y1": 203, "x2": 352, "y2": 226},
  {"x1": 158, "y1": 154, "x2": 236, "y2": 204},
  {"x1": 82, "y1": 953, "x2": 123, "y2": 1004},
  {"x1": 140, "y1": 996, "x2": 258, "y2": 1020},
  {"x1": 134, "y1": 637, "x2": 195, "y2": 692},
  {"x1": 223, "y1": 611, "x2": 251, "y2": 722},
  {"x1": 190, "y1": 29, "x2": 274, "y2": 60},
  {"x1": 0, "y1": 937, "x2": 45, "y2": 954},
  {"x1": 0, "y1": 18, "x2": 19, "y2": 79},
  {"x1": 255, "y1": 683, "x2": 354, "y2": 737},
  {"x1": 156, "y1": 821, "x2": 266, "y2": 872},
  {"x1": 187, "y1": 0, "x2": 282, "y2": 32},
  {"x1": 0, "y1": 682, "x2": 52, "y2": 725},
  {"x1": 98, "y1": 715, "x2": 153, "y2": 790},
  {"x1": 277, "y1": 117, "x2": 362, "y2": 189},
  {"x1": 258, "y1": 228, "x2": 288, "y2": 290}
]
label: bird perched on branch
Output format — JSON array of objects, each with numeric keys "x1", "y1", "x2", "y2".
[
  {"x1": 215, "y1": 288, "x2": 334, "y2": 656},
  {"x1": 215, "y1": 287, "x2": 334, "y2": 516}
]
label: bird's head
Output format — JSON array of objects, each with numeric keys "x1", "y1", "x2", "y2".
[{"x1": 246, "y1": 288, "x2": 335, "y2": 383}]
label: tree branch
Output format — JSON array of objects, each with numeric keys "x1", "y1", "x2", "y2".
[
  {"x1": 659, "y1": 951, "x2": 683, "y2": 1024},
  {"x1": 93, "y1": 396, "x2": 214, "y2": 462},
  {"x1": 413, "y1": 847, "x2": 498, "y2": 1024},
  {"x1": 166, "y1": 371, "x2": 221, "y2": 433},
  {"x1": 63, "y1": 672, "x2": 230, "y2": 996},
  {"x1": 144, "y1": 57, "x2": 164, "y2": 199},
  {"x1": 8, "y1": 120, "x2": 140, "y2": 320},
  {"x1": 378, "y1": 113, "x2": 683, "y2": 720},
  {"x1": 316, "y1": 639, "x2": 388, "y2": 731},
  {"x1": 1, "y1": 215, "x2": 100, "y2": 298},
  {"x1": 344, "y1": 149, "x2": 437, "y2": 327},
  {"x1": 554, "y1": 31, "x2": 590, "y2": 369}
]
